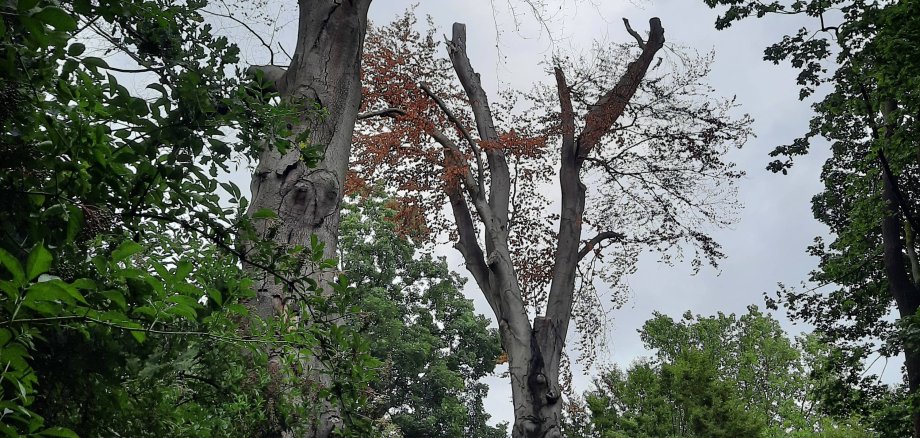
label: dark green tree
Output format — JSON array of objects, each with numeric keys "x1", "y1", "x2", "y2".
[
  {"x1": 339, "y1": 195, "x2": 506, "y2": 437},
  {"x1": 700, "y1": 1, "x2": 920, "y2": 435}
]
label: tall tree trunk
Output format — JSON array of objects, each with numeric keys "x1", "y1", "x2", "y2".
[
  {"x1": 877, "y1": 98, "x2": 920, "y2": 438},
  {"x1": 880, "y1": 168, "x2": 920, "y2": 438},
  {"x1": 246, "y1": 1, "x2": 371, "y2": 436}
]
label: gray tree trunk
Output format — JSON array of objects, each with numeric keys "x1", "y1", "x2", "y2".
[{"x1": 246, "y1": 1, "x2": 371, "y2": 436}]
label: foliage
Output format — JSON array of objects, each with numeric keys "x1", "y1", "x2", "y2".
[
  {"x1": 567, "y1": 307, "x2": 872, "y2": 437},
  {"x1": 339, "y1": 195, "x2": 506, "y2": 437},
  {"x1": 701, "y1": 0, "x2": 920, "y2": 433},
  {"x1": 0, "y1": 1, "x2": 375, "y2": 436}
]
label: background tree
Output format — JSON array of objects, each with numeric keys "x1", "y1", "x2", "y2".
[
  {"x1": 700, "y1": 1, "x2": 920, "y2": 435},
  {"x1": 353, "y1": 11, "x2": 751, "y2": 437},
  {"x1": 339, "y1": 195, "x2": 506, "y2": 437},
  {"x1": 570, "y1": 308, "x2": 871, "y2": 437}
]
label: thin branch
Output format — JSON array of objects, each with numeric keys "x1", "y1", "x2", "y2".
[
  {"x1": 622, "y1": 18, "x2": 645, "y2": 49},
  {"x1": 419, "y1": 81, "x2": 486, "y2": 194},
  {"x1": 101, "y1": 65, "x2": 166, "y2": 74},
  {"x1": 4, "y1": 314, "x2": 300, "y2": 346},
  {"x1": 357, "y1": 107, "x2": 406, "y2": 120},
  {"x1": 202, "y1": 8, "x2": 275, "y2": 65}
]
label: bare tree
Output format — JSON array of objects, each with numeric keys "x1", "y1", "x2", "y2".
[{"x1": 353, "y1": 13, "x2": 751, "y2": 437}]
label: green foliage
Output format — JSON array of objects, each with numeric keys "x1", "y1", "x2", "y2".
[
  {"x1": 0, "y1": 1, "x2": 374, "y2": 436},
  {"x1": 569, "y1": 307, "x2": 872, "y2": 437},
  {"x1": 339, "y1": 195, "x2": 506, "y2": 437},
  {"x1": 701, "y1": 0, "x2": 920, "y2": 434}
]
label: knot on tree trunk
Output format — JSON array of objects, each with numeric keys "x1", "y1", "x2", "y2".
[{"x1": 280, "y1": 168, "x2": 340, "y2": 227}]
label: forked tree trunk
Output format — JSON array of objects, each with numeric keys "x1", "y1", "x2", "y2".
[
  {"x1": 246, "y1": 1, "x2": 372, "y2": 436},
  {"x1": 439, "y1": 19, "x2": 665, "y2": 438}
]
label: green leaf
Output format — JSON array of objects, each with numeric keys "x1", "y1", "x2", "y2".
[
  {"x1": 101, "y1": 290, "x2": 127, "y2": 310},
  {"x1": 166, "y1": 304, "x2": 198, "y2": 321},
  {"x1": 23, "y1": 281, "x2": 74, "y2": 305},
  {"x1": 82, "y1": 56, "x2": 109, "y2": 70},
  {"x1": 25, "y1": 243, "x2": 52, "y2": 282},
  {"x1": 130, "y1": 329, "x2": 146, "y2": 344},
  {"x1": 0, "y1": 248, "x2": 25, "y2": 286},
  {"x1": 17, "y1": 0, "x2": 40, "y2": 12},
  {"x1": 174, "y1": 260, "x2": 193, "y2": 282},
  {"x1": 65, "y1": 204, "x2": 84, "y2": 243},
  {"x1": 71, "y1": 278, "x2": 97, "y2": 290},
  {"x1": 67, "y1": 42, "x2": 85, "y2": 57},
  {"x1": 112, "y1": 241, "x2": 143, "y2": 262},
  {"x1": 40, "y1": 427, "x2": 79, "y2": 438},
  {"x1": 209, "y1": 288, "x2": 223, "y2": 306},
  {"x1": 34, "y1": 7, "x2": 77, "y2": 32},
  {"x1": 252, "y1": 208, "x2": 277, "y2": 219}
]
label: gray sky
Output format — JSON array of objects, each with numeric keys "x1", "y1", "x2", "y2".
[{"x1": 221, "y1": 0, "x2": 857, "y2": 429}]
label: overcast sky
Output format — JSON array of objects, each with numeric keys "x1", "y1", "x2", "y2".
[{"x1": 218, "y1": 0, "x2": 858, "y2": 429}]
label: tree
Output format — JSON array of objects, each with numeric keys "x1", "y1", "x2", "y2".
[
  {"x1": 241, "y1": 1, "x2": 376, "y2": 434},
  {"x1": 353, "y1": 11, "x2": 751, "y2": 437},
  {"x1": 0, "y1": 1, "x2": 375, "y2": 436},
  {"x1": 700, "y1": 1, "x2": 920, "y2": 434},
  {"x1": 573, "y1": 308, "x2": 871, "y2": 437},
  {"x1": 339, "y1": 195, "x2": 506, "y2": 437}
]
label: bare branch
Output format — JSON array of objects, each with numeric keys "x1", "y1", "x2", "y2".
[
  {"x1": 419, "y1": 81, "x2": 486, "y2": 195},
  {"x1": 577, "y1": 17, "x2": 665, "y2": 158},
  {"x1": 577, "y1": 231, "x2": 626, "y2": 261},
  {"x1": 622, "y1": 18, "x2": 645, "y2": 49},
  {"x1": 444, "y1": 165, "x2": 500, "y2": 316},
  {"x1": 447, "y1": 22, "x2": 511, "y2": 231},
  {"x1": 357, "y1": 107, "x2": 406, "y2": 120},
  {"x1": 554, "y1": 67, "x2": 576, "y2": 158},
  {"x1": 427, "y1": 127, "x2": 481, "y2": 197}
]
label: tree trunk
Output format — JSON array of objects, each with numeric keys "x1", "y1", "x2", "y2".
[
  {"x1": 246, "y1": 1, "x2": 371, "y2": 436},
  {"x1": 880, "y1": 169, "x2": 920, "y2": 438}
]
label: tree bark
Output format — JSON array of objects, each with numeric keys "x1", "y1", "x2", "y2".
[
  {"x1": 877, "y1": 99, "x2": 920, "y2": 438},
  {"x1": 442, "y1": 18, "x2": 664, "y2": 438},
  {"x1": 246, "y1": 1, "x2": 371, "y2": 436},
  {"x1": 880, "y1": 172, "x2": 920, "y2": 438}
]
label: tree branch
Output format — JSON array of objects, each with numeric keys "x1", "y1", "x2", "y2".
[
  {"x1": 622, "y1": 18, "x2": 645, "y2": 49},
  {"x1": 357, "y1": 107, "x2": 406, "y2": 120},
  {"x1": 577, "y1": 18, "x2": 665, "y2": 158},
  {"x1": 203, "y1": 8, "x2": 275, "y2": 65},
  {"x1": 419, "y1": 81, "x2": 486, "y2": 195},
  {"x1": 447, "y1": 22, "x2": 511, "y2": 232},
  {"x1": 578, "y1": 231, "x2": 626, "y2": 261},
  {"x1": 554, "y1": 67, "x2": 577, "y2": 159}
]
